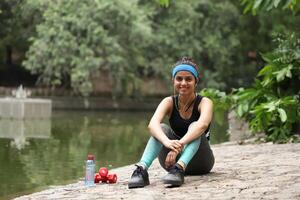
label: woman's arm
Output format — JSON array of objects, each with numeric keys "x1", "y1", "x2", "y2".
[
  {"x1": 148, "y1": 97, "x2": 182, "y2": 153},
  {"x1": 179, "y1": 97, "x2": 213, "y2": 145}
]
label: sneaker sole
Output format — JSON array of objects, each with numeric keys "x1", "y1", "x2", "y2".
[
  {"x1": 128, "y1": 181, "x2": 150, "y2": 189},
  {"x1": 163, "y1": 179, "x2": 183, "y2": 187}
]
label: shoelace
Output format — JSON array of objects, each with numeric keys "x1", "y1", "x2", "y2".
[
  {"x1": 133, "y1": 165, "x2": 143, "y2": 176},
  {"x1": 169, "y1": 164, "x2": 183, "y2": 174}
]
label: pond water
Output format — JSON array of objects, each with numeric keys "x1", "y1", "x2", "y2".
[{"x1": 0, "y1": 110, "x2": 228, "y2": 199}]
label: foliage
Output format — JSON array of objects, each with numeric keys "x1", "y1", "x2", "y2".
[
  {"x1": 240, "y1": 0, "x2": 300, "y2": 14},
  {"x1": 0, "y1": 0, "x2": 46, "y2": 58},
  {"x1": 156, "y1": 0, "x2": 169, "y2": 7},
  {"x1": 23, "y1": 0, "x2": 152, "y2": 96},
  {"x1": 143, "y1": 0, "x2": 242, "y2": 90},
  {"x1": 0, "y1": 0, "x2": 48, "y2": 87},
  {"x1": 153, "y1": 0, "x2": 300, "y2": 91},
  {"x1": 200, "y1": 88, "x2": 232, "y2": 126},
  {"x1": 1, "y1": 0, "x2": 299, "y2": 97},
  {"x1": 232, "y1": 33, "x2": 300, "y2": 143},
  {"x1": 233, "y1": 0, "x2": 300, "y2": 143},
  {"x1": 22, "y1": 0, "x2": 249, "y2": 95}
]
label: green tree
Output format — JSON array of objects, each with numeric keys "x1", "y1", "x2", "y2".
[
  {"x1": 233, "y1": 33, "x2": 300, "y2": 143},
  {"x1": 23, "y1": 0, "x2": 152, "y2": 96},
  {"x1": 6, "y1": 0, "x2": 297, "y2": 96},
  {"x1": 240, "y1": 0, "x2": 300, "y2": 14},
  {"x1": 142, "y1": 0, "x2": 242, "y2": 90},
  {"x1": 153, "y1": 0, "x2": 299, "y2": 91},
  {"x1": 233, "y1": 0, "x2": 300, "y2": 142},
  {"x1": 0, "y1": 0, "x2": 47, "y2": 85}
]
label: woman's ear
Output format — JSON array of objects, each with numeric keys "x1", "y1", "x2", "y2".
[{"x1": 195, "y1": 79, "x2": 199, "y2": 87}]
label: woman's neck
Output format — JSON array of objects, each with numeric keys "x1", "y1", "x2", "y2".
[
  {"x1": 178, "y1": 93, "x2": 196, "y2": 112},
  {"x1": 179, "y1": 93, "x2": 195, "y2": 105}
]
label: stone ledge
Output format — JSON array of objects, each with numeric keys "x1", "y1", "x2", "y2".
[
  {"x1": 14, "y1": 143, "x2": 300, "y2": 200},
  {"x1": 51, "y1": 96, "x2": 160, "y2": 110},
  {"x1": 0, "y1": 98, "x2": 52, "y2": 119}
]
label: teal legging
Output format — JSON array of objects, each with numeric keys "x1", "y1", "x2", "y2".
[
  {"x1": 139, "y1": 123, "x2": 215, "y2": 175},
  {"x1": 139, "y1": 123, "x2": 201, "y2": 169}
]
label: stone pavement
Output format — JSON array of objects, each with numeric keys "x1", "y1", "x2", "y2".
[{"x1": 14, "y1": 142, "x2": 300, "y2": 200}]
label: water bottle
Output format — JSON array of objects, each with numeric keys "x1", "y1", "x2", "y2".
[{"x1": 85, "y1": 154, "x2": 95, "y2": 186}]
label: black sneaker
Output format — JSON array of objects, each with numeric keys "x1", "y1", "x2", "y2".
[
  {"x1": 128, "y1": 165, "x2": 150, "y2": 189},
  {"x1": 163, "y1": 163, "x2": 184, "y2": 187}
]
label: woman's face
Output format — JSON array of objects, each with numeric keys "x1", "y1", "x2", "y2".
[{"x1": 173, "y1": 71, "x2": 196, "y2": 95}]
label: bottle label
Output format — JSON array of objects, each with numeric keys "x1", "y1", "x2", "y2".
[{"x1": 85, "y1": 161, "x2": 95, "y2": 186}]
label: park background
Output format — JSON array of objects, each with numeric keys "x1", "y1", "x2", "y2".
[{"x1": 0, "y1": 0, "x2": 299, "y2": 199}]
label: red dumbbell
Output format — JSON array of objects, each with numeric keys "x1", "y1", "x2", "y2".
[
  {"x1": 94, "y1": 173, "x2": 101, "y2": 183},
  {"x1": 94, "y1": 168, "x2": 108, "y2": 183},
  {"x1": 107, "y1": 174, "x2": 117, "y2": 183},
  {"x1": 99, "y1": 167, "x2": 109, "y2": 182},
  {"x1": 94, "y1": 172, "x2": 110, "y2": 183},
  {"x1": 99, "y1": 167, "x2": 108, "y2": 179},
  {"x1": 97, "y1": 167, "x2": 117, "y2": 184}
]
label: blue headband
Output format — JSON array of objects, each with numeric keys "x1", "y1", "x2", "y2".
[{"x1": 172, "y1": 64, "x2": 198, "y2": 79}]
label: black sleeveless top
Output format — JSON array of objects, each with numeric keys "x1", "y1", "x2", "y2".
[{"x1": 169, "y1": 95, "x2": 210, "y2": 140}]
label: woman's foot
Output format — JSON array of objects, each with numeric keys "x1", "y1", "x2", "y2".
[
  {"x1": 163, "y1": 163, "x2": 184, "y2": 187},
  {"x1": 128, "y1": 165, "x2": 150, "y2": 189}
]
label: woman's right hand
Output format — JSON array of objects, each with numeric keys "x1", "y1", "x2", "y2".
[
  {"x1": 163, "y1": 139, "x2": 183, "y2": 154},
  {"x1": 165, "y1": 150, "x2": 178, "y2": 169}
]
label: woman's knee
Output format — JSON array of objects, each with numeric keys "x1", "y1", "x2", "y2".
[{"x1": 185, "y1": 150, "x2": 215, "y2": 175}]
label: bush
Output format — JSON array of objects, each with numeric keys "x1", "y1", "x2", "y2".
[{"x1": 232, "y1": 33, "x2": 300, "y2": 143}]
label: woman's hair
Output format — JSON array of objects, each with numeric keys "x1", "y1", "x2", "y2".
[{"x1": 172, "y1": 57, "x2": 200, "y2": 83}]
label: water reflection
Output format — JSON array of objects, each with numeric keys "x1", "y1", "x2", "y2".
[{"x1": 0, "y1": 119, "x2": 51, "y2": 150}]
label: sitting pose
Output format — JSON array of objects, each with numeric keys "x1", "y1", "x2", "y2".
[{"x1": 128, "y1": 57, "x2": 215, "y2": 188}]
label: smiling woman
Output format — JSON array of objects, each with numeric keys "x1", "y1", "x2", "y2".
[
  {"x1": 128, "y1": 57, "x2": 215, "y2": 189},
  {"x1": 173, "y1": 70, "x2": 198, "y2": 118}
]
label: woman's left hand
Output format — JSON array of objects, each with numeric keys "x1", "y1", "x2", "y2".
[{"x1": 165, "y1": 151, "x2": 179, "y2": 169}]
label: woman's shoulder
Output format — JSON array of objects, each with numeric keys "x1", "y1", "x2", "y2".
[
  {"x1": 196, "y1": 94, "x2": 211, "y2": 101},
  {"x1": 156, "y1": 96, "x2": 174, "y2": 117},
  {"x1": 199, "y1": 96, "x2": 213, "y2": 107},
  {"x1": 200, "y1": 96, "x2": 212, "y2": 102},
  {"x1": 161, "y1": 96, "x2": 175, "y2": 105},
  {"x1": 196, "y1": 95, "x2": 213, "y2": 110},
  {"x1": 197, "y1": 94, "x2": 211, "y2": 101}
]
